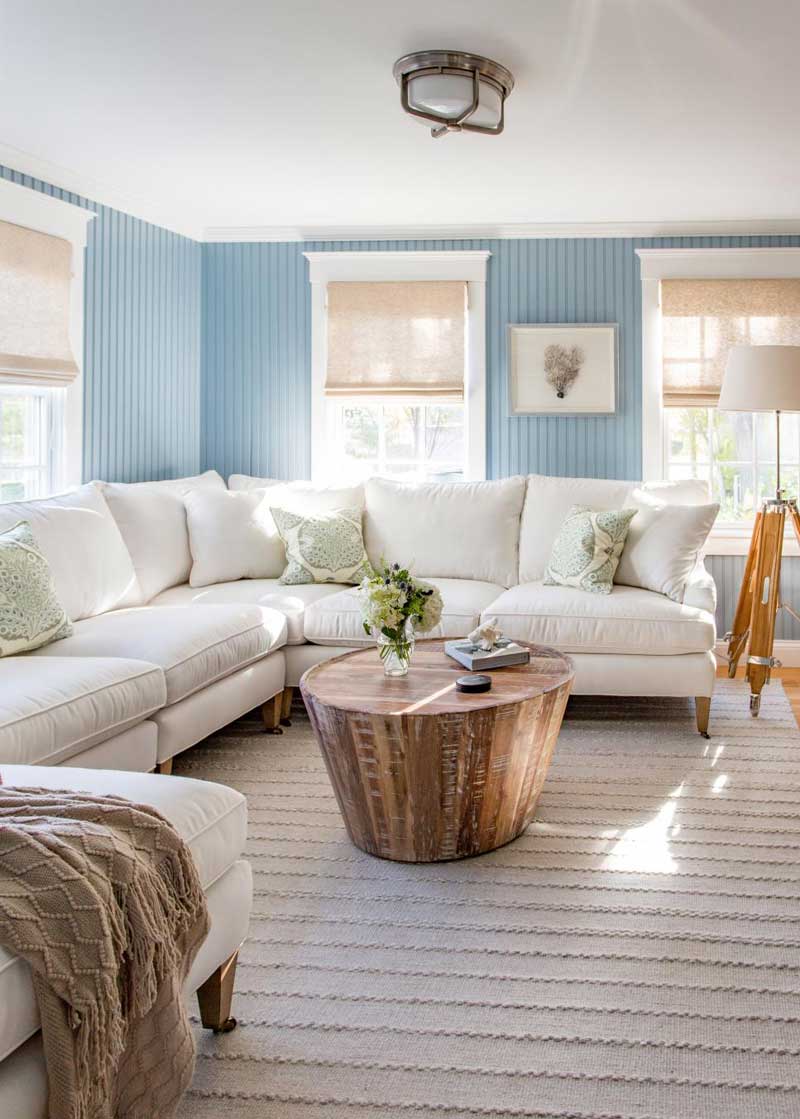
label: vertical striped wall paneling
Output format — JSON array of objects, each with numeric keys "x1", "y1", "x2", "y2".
[{"x1": 0, "y1": 164, "x2": 201, "y2": 482}]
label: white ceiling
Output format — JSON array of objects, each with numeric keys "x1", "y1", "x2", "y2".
[{"x1": 1, "y1": 0, "x2": 798, "y2": 240}]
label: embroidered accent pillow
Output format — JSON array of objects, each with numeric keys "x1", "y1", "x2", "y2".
[
  {"x1": 271, "y1": 506, "x2": 373, "y2": 586},
  {"x1": 0, "y1": 521, "x2": 73, "y2": 655},
  {"x1": 544, "y1": 505, "x2": 636, "y2": 595}
]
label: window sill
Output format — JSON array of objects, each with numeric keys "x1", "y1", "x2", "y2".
[{"x1": 704, "y1": 524, "x2": 800, "y2": 557}]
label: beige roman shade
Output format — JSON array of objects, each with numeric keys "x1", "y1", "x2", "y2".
[
  {"x1": 0, "y1": 219, "x2": 79, "y2": 385},
  {"x1": 661, "y1": 278, "x2": 800, "y2": 406},
  {"x1": 325, "y1": 280, "x2": 466, "y2": 397}
]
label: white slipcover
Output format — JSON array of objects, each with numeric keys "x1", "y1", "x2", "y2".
[
  {"x1": 303, "y1": 578, "x2": 506, "y2": 646},
  {"x1": 0, "y1": 484, "x2": 139, "y2": 620},
  {"x1": 99, "y1": 470, "x2": 226, "y2": 603},
  {"x1": 0, "y1": 657, "x2": 165, "y2": 766},
  {"x1": 0, "y1": 765, "x2": 248, "y2": 1066},
  {"x1": 485, "y1": 581, "x2": 716, "y2": 655},
  {"x1": 30, "y1": 605, "x2": 287, "y2": 704},
  {"x1": 150, "y1": 579, "x2": 347, "y2": 644},
  {"x1": 364, "y1": 476, "x2": 526, "y2": 587}
]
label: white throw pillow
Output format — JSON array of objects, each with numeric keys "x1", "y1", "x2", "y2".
[
  {"x1": 614, "y1": 489, "x2": 720, "y2": 602},
  {"x1": 0, "y1": 484, "x2": 138, "y2": 620},
  {"x1": 100, "y1": 470, "x2": 226, "y2": 602},
  {"x1": 364, "y1": 476, "x2": 527, "y2": 587},
  {"x1": 519, "y1": 475, "x2": 635, "y2": 583},
  {"x1": 185, "y1": 489, "x2": 284, "y2": 587}
]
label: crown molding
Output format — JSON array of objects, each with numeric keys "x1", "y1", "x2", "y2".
[
  {"x1": 0, "y1": 142, "x2": 202, "y2": 241},
  {"x1": 203, "y1": 218, "x2": 800, "y2": 244}
]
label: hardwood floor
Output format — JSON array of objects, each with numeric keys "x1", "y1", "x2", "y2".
[{"x1": 718, "y1": 665, "x2": 800, "y2": 728}]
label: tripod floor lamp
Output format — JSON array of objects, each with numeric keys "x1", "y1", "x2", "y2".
[{"x1": 721, "y1": 345, "x2": 800, "y2": 715}]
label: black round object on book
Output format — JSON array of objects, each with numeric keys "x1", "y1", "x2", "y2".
[{"x1": 456, "y1": 674, "x2": 492, "y2": 693}]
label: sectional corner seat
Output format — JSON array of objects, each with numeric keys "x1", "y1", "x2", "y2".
[{"x1": 0, "y1": 469, "x2": 717, "y2": 777}]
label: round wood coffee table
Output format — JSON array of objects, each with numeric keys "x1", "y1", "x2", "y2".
[{"x1": 300, "y1": 640, "x2": 574, "y2": 862}]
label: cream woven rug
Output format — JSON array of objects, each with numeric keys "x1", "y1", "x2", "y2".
[{"x1": 175, "y1": 680, "x2": 800, "y2": 1119}]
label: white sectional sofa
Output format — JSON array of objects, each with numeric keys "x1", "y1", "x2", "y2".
[{"x1": 0, "y1": 468, "x2": 718, "y2": 776}]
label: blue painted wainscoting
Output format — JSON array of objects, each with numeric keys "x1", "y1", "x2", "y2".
[
  {"x1": 707, "y1": 555, "x2": 800, "y2": 641},
  {"x1": 0, "y1": 164, "x2": 202, "y2": 483}
]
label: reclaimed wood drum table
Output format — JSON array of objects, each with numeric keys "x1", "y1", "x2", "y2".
[{"x1": 300, "y1": 640, "x2": 574, "y2": 862}]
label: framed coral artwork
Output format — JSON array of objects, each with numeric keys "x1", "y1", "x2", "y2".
[{"x1": 508, "y1": 323, "x2": 618, "y2": 415}]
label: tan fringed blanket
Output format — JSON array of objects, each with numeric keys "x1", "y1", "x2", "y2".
[{"x1": 0, "y1": 786, "x2": 210, "y2": 1119}]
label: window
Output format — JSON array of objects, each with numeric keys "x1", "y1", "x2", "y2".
[
  {"x1": 0, "y1": 385, "x2": 65, "y2": 500},
  {"x1": 661, "y1": 278, "x2": 800, "y2": 523},
  {"x1": 0, "y1": 178, "x2": 94, "y2": 501},
  {"x1": 307, "y1": 251, "x2": 489, "y2": 483},
  {"x1": 638, "y1": 249, "x2": 800, "y2": 552}
]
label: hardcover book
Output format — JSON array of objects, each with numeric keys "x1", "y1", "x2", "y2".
[{"x1": 444, "y1": 639, "x2": 531, "y2": 671}]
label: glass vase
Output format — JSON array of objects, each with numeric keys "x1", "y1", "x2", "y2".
[{"x1": 375, "y1": 619, "x2": 416, "y2": 677}]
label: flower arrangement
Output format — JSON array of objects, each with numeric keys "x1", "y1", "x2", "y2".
[{"x1": 359, "y1": 561, "x2": 443, "y2": 676}]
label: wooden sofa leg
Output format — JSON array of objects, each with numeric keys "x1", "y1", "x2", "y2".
[
  {"x1": 280, "y1": 686, "x2": 294, "y2": 727},
  {"x1": 154, "y1": 758, "x2": 173, "y2": 775},
  {"x1": 261, "y1": 693, "x2": 283, "y2": 735},
  {"x1": 197, "y1": 949, "x2": 238, "y2": 1033},
  {"x1": 695, "y1": 696, "x2": 711, "y2": 739}
]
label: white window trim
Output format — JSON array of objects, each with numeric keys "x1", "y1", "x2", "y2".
[
  {"x1": 0, "y1": 177, "x2": 95, "y2": 492},
  {"x1": 304, "y1": 250, "x2": 490, "y2": 483},
  {"x1": 637, "y1": 247, "x2": 800, "y2": 556}
]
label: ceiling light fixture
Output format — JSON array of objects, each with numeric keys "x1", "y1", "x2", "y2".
[{"x1": 393, "y1": 50, "x2": 514, "y2": 138}]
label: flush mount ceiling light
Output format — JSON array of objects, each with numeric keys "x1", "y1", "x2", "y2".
[{"x1": 393, "y1": 50, "x2": 514, "y2": 138}]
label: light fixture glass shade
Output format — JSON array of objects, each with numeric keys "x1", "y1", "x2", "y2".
[
  {"x1": 393, "y1": 50, "x2": 514, "y2": 137},
  {"x1": 719, "y1": 345, "x2": 800, "y2": 412}
]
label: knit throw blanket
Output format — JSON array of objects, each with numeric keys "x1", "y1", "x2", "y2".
[{"x1": 0, "y1": 786, "x2": 210, "y2": 1119}]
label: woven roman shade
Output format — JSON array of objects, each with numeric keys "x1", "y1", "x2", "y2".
[
  {"x1": 661, "y1": 278, "x2": 800, "y2": 406},
  {"x1": 325, "y1": 281, "x2": 466, "y2": 397},
  {"x1": 0, "y1": 219, "x2": 78, "y2": 385}
]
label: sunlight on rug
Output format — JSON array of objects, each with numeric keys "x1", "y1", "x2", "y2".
[{"x1": 175, "y1": 680, "x2": 800, "y2": 1119}]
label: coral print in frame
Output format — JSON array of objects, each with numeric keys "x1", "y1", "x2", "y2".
[{"x1": 508, "y1": 323, "x2": 618, "y2": 415}]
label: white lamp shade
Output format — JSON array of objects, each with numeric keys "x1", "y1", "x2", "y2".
[{"x1": 719, "y1": 345, "x2": 800, "y2": 412}]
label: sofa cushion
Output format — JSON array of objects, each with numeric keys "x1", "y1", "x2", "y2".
[
  {"x1": 0, "y1": 484, "x2": 139, "y2": 620},
  {"x1": 0, "y1": 657, "x2": 165, "y2": 766},
  {"x1": 485, "y1": 581, "x2": 716, "y2": 655},
  {"x1": 0, "y1": 765, "x2": 247, "y2": 1064},
  {"x1": 0, "y1": 521, "x2": 72, "y2": 655},
  {"x1": 364, "y1": 476, "x2": 526, "y2": 587},
  {"x1": 31, "y1": 604, "x2": 287, "y2": 704},
  {"x1": 303, "y1": 578, "x2": 506, "y2": 647},
  {"x1": 99, "y1": 470, "x2": 226, "y2": 603},
  {"x1": 149, "y1": 579, "x2": 346, "y2": 644},
  {"x1": 185, "y1": 488, "x2": 281, "y2": 586}
]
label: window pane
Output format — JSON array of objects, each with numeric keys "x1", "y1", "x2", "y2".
[
  {"x1": 385, "y1": 407, "x2": 420, "y2": 461},
  {"x1": 715, "y1": 464, "x2": 755, "y2": 521},
  {"x1": 713, "y1": 410, "x2": 753, "y2": 466},
  {"x1": 425, "y1": 406, "x2": 464, "y2": 465},
  {"x1": 756, "y1": 411, "x2": 799, "y2": 464},
  {"x1": 341, "y1": 406, "x2": 379, "y2": 460},
  {"x1": 665, "y1": 407, "x2": 710, "y2": 467},
  {"x1": 333, "y1": 400, "x2": 465, "y2": 482},
  {"x1": 0, "y1": 387, "x2": 58, "y2": 500}
]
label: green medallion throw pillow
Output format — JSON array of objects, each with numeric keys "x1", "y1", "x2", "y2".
[
  {"x1": 271, "y1": 505, "x2": 373, "y2": 586},
  {"x1": 544, "y1": 504, "x2": 636, "y2": 595},
  {"x1": 0, "y1": 520, "x2": 73, "y2": 655}
]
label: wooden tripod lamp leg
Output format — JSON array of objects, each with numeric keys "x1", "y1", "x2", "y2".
[
  {"x1": 197, "y1": 949, "x2": 239, "y2": 1033},
  {"x1": 746, "y1": 507, "x2": 784, "y2": 716},
  {"x1": 726, "y1": 511, "x2": 762, "y2": 677}
]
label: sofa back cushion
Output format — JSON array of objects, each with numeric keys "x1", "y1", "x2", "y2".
[
  {"x1": 185, "y1": 489, "x2": 284, "y2": 586},
  {"x1": 99, "y1": 470, "x2": 226, "y2": 603},
  {"x1": 519, "y1": 475, "x2": 634, "y2": 583},
  {"x1": 0, "y1": 484, "x2": 138, "y2": 620},
  {"x1": 364, "y1": 476, "x2": 526, "y2": 587}
]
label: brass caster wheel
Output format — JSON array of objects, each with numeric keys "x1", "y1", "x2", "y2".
[
  {"x1": 264, "y1": 726, "x2": 284, "y2": 736},
  {"x1": 699, "y1": 731, "x2": 710, "y2": 740},
  {"x1": 213, "y1": 1017, "x2": 237, "y2": 1034},
  {"x1": 749, "y1": 693, "x2": 761, "y2": 717},
  {"x1": 280, "y1": 717, "x2": 292, "y2": 727}
]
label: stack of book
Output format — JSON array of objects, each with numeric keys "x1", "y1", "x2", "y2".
[{"x1": 444, "y1": 638, "x2": 530, "y2": 672}]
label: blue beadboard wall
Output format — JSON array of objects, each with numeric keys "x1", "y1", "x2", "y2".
[
  {"x1": 201, "y1": 233, "x2": 800, "y2": 639},
  {"x1": 0, "y1": 164, "x2": 201, "y2": 482}
]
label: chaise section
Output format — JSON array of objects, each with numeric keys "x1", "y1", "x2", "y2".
[
  {"x1": 30, "y1": 604, "x2": 287, "y2": 704},
  {"x1": 0, "y1": 657, "x2": 165, "y2": 767},
  {"x1": 484, "y1": 581, "x2": 716, "y2": 655},
  {"x1": 150, "y1": 579, "x2": 347, "y2": 644},
  {"x1": 303, "y1": 578, "x2": 507, "y2": 646},
  {"x1": 0, "y1": 765, "x2": 251, "y2": 1085}
]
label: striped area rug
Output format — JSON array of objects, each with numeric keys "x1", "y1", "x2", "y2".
[{"x1": 175, "y1": 680, "x2": 800, "y2": 1119}]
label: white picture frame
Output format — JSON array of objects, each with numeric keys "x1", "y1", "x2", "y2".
[{"x1": 508, "y1": 323, "x2": 618, "y2": 415}]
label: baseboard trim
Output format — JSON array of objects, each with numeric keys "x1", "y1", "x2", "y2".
[{"x1": 715, "y1": 639, "x2": 800, "y2": 668}]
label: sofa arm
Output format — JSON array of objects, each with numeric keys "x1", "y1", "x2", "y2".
[{"x1": 683, "y1": 560, "x2": 717, "y2": 615}]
